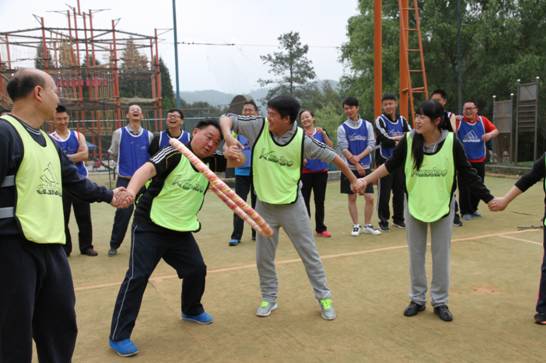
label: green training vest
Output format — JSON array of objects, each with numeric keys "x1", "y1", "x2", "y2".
[
  {"x1": 405, "y1": 132, "x2": 455, "y2": 223},
  {"x1": 3, "y1": 115, "x2": 65, "y2": 244},
  {"x1": 150, "y1": 154, "x2": 209, "y2": 232},
  {"x1": 252, "y1": 119, "x2": 303, "y2": 204}
]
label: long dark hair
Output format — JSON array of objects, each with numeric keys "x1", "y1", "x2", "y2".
[{"x1": 411, "y1": 100, "x2": 444, "y2": 171}]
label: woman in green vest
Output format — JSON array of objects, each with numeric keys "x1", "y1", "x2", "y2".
[
  {"x1": 356, "y1": 100, "x2": 495, "y2": 322},
  {"x1": 489, "y1": 153, "x2": 546, "y2": 324}
]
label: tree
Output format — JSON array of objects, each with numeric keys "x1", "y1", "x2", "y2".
[
  {"x1": 259, "y1": 32, "x2": 316, "y2": 98},
  {"x1": 119, "y1": 39, "x2": 151, "y2": 98},
  {"x1": 158, "y1": 57, "x2": 175, "y2": 111},
  {"x1": 34, "y1": 40, "x2": 53, "y2": 70},
  {"x1": 341, "y1": 0, "x2": 546, "y2": 117}
]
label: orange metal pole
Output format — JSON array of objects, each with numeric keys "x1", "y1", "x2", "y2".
[
  {"x1": 111, "y1": 20, "x2": 122, "y2": 129},
  {"x1": 154, "y1": 29, "x2": 162, "y2": 129},
  {"x1": 399, "y1": 0, "x2": 410, "y2": 121},
  {"x1": 150, "y1": 38, "x2": 158, "y2": 131},
  {"x1": 373, "y1": 0, "x2": 382, "y2": 118},
  {"x1": 40, "y1": 17, "x2": 49, "y2": 71}
]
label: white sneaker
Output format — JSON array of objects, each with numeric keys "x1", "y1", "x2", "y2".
[
  {"x1": 362, "y1": 224, "x2": 382, "y2": 235},
  {"x1": 351, "y1": 224, "x2": 361, "y2": 236}
]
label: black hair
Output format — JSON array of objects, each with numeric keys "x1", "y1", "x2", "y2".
[
  {"x1": 381, "y1": 93, "x2": 397, "y2": 102},
  {"x1": 411, "y1": 100, "x2": 445, "y2": 171},
  {"x1": 431, "y1": 89, "x2": 447, "y2": 100},
  {"x1": 167, "y1": 108, "x2": 184, "y2": 119},
  {"x1": 463, "y1": 99, "x2": 478, "y2": 108},
  {"x1": 298, "y1": 109, "x2": 314, "y2": 120},
  {"x1": 267, "y1": 95, "x2": 300, "y2": 123},
  {"x1": 243, "y1": 99, "x2": 258, "y2": 111},
  {"x1": 56, "y1": 104, "x2": 67, "y2": 113},
  {"x1": 194, "y1": 119, "x2": 223, "y2": 140},
  {"x1": 342, "y1": 96, "x2": 359, "y2": 107},
  {"x1": 7, "y1": 71, "x2": 46, "y2": 102}
]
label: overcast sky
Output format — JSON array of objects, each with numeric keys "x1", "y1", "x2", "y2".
[{"x1": 0, "y1": 0, "x2": 359, "y2": 94}]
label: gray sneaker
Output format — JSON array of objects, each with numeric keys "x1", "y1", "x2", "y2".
[
  {"x1": 319, "y1": 298, "x2": 336, "y2": 320},
  {"x1": 108, "y1": 248, "x2": 118, "y2": 256},
  {"x1": 256, "y1": 300, "x2": 278, "y2": 317}
]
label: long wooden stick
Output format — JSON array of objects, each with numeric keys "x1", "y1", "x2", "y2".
[{"x1": 169, "y1": 138, "x2": 273, "y2": 237}]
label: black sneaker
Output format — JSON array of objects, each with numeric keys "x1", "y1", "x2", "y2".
[
  {"x1": 379, "y1": 222, "x2": 389, "y2": 231},
  {"x1": 534, "y1": 313, "x2": 546, "y2": 325},
  {"x1": 403, "y1": 301, "x2": 425, "y2": 317},
  {"x1": 393, "y1": 221, "x2": 406, "y2": 229},
  {"x1": 82, "y1": 248, "x2": 98, "y2": 257},
  {"x1": 433, "y1": 305, "x2": 453, "y2": 322},
  {"x1": 108, "y1": 248, "x2": 118, "y2": 257},
  {"x1": 453, "y1": 214, "x2": 463, "y2": 227}
]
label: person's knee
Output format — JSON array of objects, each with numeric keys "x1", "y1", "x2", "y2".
[
  {"x1": 365, "y1": 194, "x2": 374, "y2": 203},
  {"x1": 348, "y1": 194, "x2": 357, "y2": 203}
]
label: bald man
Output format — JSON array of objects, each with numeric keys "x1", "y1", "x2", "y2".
[{"x1": 0, "y1": 69, "x2": 130, "y2": 363}]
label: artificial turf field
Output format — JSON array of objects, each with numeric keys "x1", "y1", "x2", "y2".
[{"x1": 47, "y1": 174, "x2": 545, "y2": 362}]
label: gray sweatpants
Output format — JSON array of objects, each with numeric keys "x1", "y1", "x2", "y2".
[
  {"x1": 255, "y1": 192, "x2": 331, "y2": 303},
  {"x1": 405, "y1": 201, "x2": 454, "y2": 306}
]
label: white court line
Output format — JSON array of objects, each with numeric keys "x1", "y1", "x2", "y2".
[
  {"x1": 74, "y1": 228, "x2": 542, "y2": 292},
  {"x1": 497, "y1": 234, "x2": 542, "y2": 246}
]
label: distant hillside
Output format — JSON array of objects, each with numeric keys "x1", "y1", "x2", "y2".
[
  {"x1": 180, "y1": 89, "x2": 268, "y2": 107},
  {"x1": 179, "y1": 79, "x2": 339, "y2": 107}
]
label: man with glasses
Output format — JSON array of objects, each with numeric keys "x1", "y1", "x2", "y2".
[
  {"x1": 456, "y1": 100, "x2": 499, "y2": 220},
  {"x1": 149, "y1": 108, "x2": 190, "y2": 156}
]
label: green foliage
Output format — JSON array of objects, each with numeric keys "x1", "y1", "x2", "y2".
[
  {"x1": 342, "y1": 0, "x2": 546, "y2": 115},
  {"x1": 259, "y1": 32, "x2": 316, "y2": 98},
  {"x1": 34, "y1": 41, "x2": 53, "y2": 70},
  {"x1": 119, "y1": 39, "x2": 151, "y2": 98},
  {"x1": 159, "y1": 57, "x2": 175, "y2": 110}
]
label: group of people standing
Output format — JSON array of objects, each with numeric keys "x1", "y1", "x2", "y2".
[{"x1": 1, "y1": 67, "x2": 544, "y2": 363}]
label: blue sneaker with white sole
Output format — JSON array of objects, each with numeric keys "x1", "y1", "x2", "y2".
[
  {"x1": 182, "y1": 311, "x2": 214, "y2": 325},
  {"x1": 228, "y1": 239, "x2": 240, "y2": 246},
  {"x1": 109, "y1": 338, "x2": 139, "y2": 357}
]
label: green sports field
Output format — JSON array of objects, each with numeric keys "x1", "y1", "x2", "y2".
[{"x1": 51, "y1": 174, "x2": 545, "y2": 362}]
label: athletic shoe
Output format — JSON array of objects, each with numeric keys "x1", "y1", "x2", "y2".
[
  {"x1": 317, "y1": 230, "x2": 332, "y2": 238},
  {"x1": 82, "y1": 248, "x2": 98, "y2": 256},
  {"x1": 453, "y1": 214, "x2": 463, "y2": 227},
  {"x1": 379, "y1": 222, "x2": 390, "y2": 231},
  {"x1": 351, "y1": 224, "x2": 361, "y2": 237},
  {"x1": 108, "y1": 248, "x2": 117, "y2": 257},
  {"x1": 393, "y1": 221, "x2": 406, "y2": 229},
  {"x1": 433, "y1": 305, "x2": 453, "y2": 322},
  {"x1": 256, "y1": 300, "x2": 278, "y2": 317},
  {"x1": 228, "y1": 239, "x2": 240, "y2": 246},
  {"x1": 109, "y1": 338, "x2": 139, "y2": 357},
  {"x1": 362, "y1": 224, "x2": 382, "y2": 235},
  {"x1": 319, "y1": 298, "x2": 336, "y2": 320},
  {"x1": 462, "y1": 214, "x2": 473, "y2": 221},
  {"x1": 403, "y1": 301, "x2": 425, "y2": 317},
  {"x1": 534, "y1": 313, "x2": 546, "y2": 325},
  {"x1": 472, "y1": 211, "x2": 482, "y2": 217},
  {"x1": 182, "y1": 311, "x2": 214, "y2": 325}
]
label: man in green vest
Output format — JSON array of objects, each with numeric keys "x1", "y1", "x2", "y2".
[
  {"x1": 490, "y1": 153, "x2": 546, "y2": 325},
  {"x1": 220, "y1": 95, "x2": 360, "y2": 321},
  {"x1": 108, "y1": 120, "x2": 242, "y2": 357},
  {"x1": 0, "y1": 68, "x2": 130, "y2": 363}
]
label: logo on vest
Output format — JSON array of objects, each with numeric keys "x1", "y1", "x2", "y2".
[
  {"x1": 462, "y1": 130, "x2": 481, "y2": 143},
  {"x1": 37, "y1": 162, "x2": 62, "y2": 196},
  {"x1": 172, "y1": 176, "x2": 206, "y2": 194},
  {"x1": 258, "y1": 149, "x2": 295, "y2": 167},
  {"x1": 411, "y1": 167, "x2": 448, "y2": 178},
  {"x1": 348, "y1": 135, "x2": 368, "y2": 142}
]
